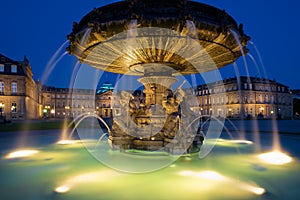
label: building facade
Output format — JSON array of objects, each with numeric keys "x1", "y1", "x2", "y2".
[
  {"x1": 41, "y1": 86, "x2": 96, "y2": 118},
  {"x1": 194, "y1": 76, "x2": 293, "y2": 119},
  {"x1": 0, "y1": 54, "x2": 294, "y2": 121},
  {"x1": 0, "y1": 54, "x2": 41, "y2": 120}
]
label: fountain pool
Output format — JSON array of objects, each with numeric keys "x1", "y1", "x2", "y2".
[{"x1": 1, "y1": 120, "x2": 300, "y2": 200}]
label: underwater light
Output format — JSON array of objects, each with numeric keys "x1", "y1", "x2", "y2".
[
  {"x1": 250, "y1": 186, "x2": 266, "y2": 195},
  {"x1": 258, "y1": 151, "x2": 292, "y2": 165},
  {"x1": 237, "y1": 182, "x2": 266, "y2": 196},
  {"x1": 54, "y1": 185, "x2": 70, "y2": 194},
  {"x1": 57, "y1": 140, "x2": 79, "y2": 145},
  {"x1": 179, "y1": 170, "x2": 226, "y2": 181},
  {"x1": 178, "y1": 170, "x2": 193, "y2": 176},
  {"x1": 229, "y1": 140, "x2": 253, "y2": 145},
  {"x1": 178, "y1": 169, "x2": 266, "y2": 195},
  {"x1": 5, "y1": 149, "x2": 39, "y2": 159},
  {"x1": 196, "y1": 171, "x2": 225, "y2": 181}
]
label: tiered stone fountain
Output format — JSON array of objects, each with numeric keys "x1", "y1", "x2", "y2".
[{"x1": 67, "y1": 0, "x2": 249, "y2": 153}]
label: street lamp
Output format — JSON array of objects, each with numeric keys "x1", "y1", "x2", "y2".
[{"x1": 0, "y1": 103, "x2": 5, "y2": 118}]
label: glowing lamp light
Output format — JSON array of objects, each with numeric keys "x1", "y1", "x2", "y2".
[
  {"x1": 258, "y1": 151, "x2": 292, "y2": 165},
  {"x1": 250, "y1": 186, "x2": 266, "y2": 195},
  {"x1": 196, "y1": 171, "x2": 225, "y2": 181},
  {"x1": 178, "y1": 170, "x2": 193, "y2": 176},
  {"x1": 215, "y1": 139, "x2": 253, "y2": 147},
  {"x1": 57, "y1": 140, "x2": 78, "y2": 145},
  {"x1": 169, "y1": 164, "x2": 176, "y2": 168},
  {"x1": 54, "y1": 185, "x2": 70, "y2": 194},
  {"x1": 178, "y1": 169, "x2": 266, "y2": 196},
  {"x1": 5, "y1": 150, "x2": 39, "y2": 159},
  {"x1": 229, "y1": 140, "x2": 253, "y2": 145}
]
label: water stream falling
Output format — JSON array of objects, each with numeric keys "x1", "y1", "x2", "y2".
[
  {"x1": 247, "y1": 53, "x2": 262, "y2": 77},
  {"x1": 60, "y1": 113, "x2": 111, "y2": 141},
  {"x1": 248, "y1": 42, "x2": 282, "y2": 152},
  {"x1": 80, "y1": 28, "x2": 92, "y2": 46},
  {"x1": 41, "y1": 41, "x2": 69, "y2": 84},
  {"x1": 230, "y1": 30, "x2": 251, "y2": 80},
  {"x1": 231, "y1": 33, "x2": 285, "y2": 154},
  {"x1": 249, "y1": 41, "x2": 268, "y2": 78}
]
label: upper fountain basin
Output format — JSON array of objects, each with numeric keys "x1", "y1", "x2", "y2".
[{"x1": 67, "y1": 0, "x2": 250, "y2": 75}]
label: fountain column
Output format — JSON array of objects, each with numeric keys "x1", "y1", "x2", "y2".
[{"x1": 137, "y1": 64, "x2": 178, "y2": 107}]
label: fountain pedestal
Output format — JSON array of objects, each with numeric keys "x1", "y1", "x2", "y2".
[{"x1": 108, "y1": 65, "x2": 199, "y2": 153}]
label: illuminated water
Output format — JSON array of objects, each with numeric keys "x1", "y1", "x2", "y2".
[{"x1": 1, "y1": 120, "x2": 299, "y2": 200}]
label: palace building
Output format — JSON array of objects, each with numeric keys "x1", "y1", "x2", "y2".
[
  {"x1": 194, "y1": 76, "x2": 293, "y2": 119},
  {"x1": 0, "y1": 54, "x2": 41, "y2": 120},
  {"x1": 41, "y1": 86, "x2": 98, "y2": 118},
  {"x1": 0, "y1": 54, "x2": 294, "y2": 121}
]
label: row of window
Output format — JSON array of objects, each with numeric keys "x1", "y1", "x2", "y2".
[
  {"x1": 198, "y1": 106, "x2": 281, "y2": 116},
  {"x1": 196, "y1": 84, "x2": 288, "y2": 95},
  {"x1": 46, "y1": 94, "x2": 115, "y2": 100},
  {"x1": 0, "y1": 64, "x2": 17, "y2": 73},
  {"x1": 198, "y1": 94, "x2": 292, "y2": 105},
  {"x1": 0, "y1": 82, "x2": 17, "y2": 93}
]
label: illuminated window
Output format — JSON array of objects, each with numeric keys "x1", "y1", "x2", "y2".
[
  {"x1": 11, "y1": 65, "x2": 17, "y2": 73},
  {"x1": 11, "y1": 103, "x2": 17, "y2": 113},
  {"x1": 11, "y1": 82, "x2": 17, "y2": 93},
  {"x1": 0, "y1": 64, "x2": 4, "y2": 72},
  {"x1": 0, "y1": 82, "x2": 4, "y2": 93}
]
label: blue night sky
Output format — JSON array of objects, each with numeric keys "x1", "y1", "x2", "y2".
[{"x1": 0, "y1": 0, "x2": 299, "y2": 89}]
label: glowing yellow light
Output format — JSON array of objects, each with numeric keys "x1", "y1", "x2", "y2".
[
  {"x1": 184, "y1": 156, "x2": 192, "y2": 161},
  {"x1": 196, "y1": 171, "x2": 225, "y2": 181},
  {"x1": 6, "y1": 150, "x2": 39, "y2": 159},
  {"x1": 54, "y1": 185, "x2": 70, "y2": 194},
  {"x1": 178, "y1": 170, "x2": 193, "y2": 176},
  {"x1": 237, "y1": 181, "x2": 266, "y2": 196},
  {"x1": 250, "y1": 186, "x2": 266, "y2": 195},
  {"x1": 57, "y1": 140, "x2": 79, "y2": 145},
  {"x1": 229, "y1": 140, "x2": 253, "y2": 145},
  {"x1": 214, "y1": 139, "x2": 253, "y2": 146},
  {"x1": 258, "y1": 151, "x2": 292, "y2": 165},
  {"x1": 169, "y1": 164, "x2": 176, "y2": 168}
]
